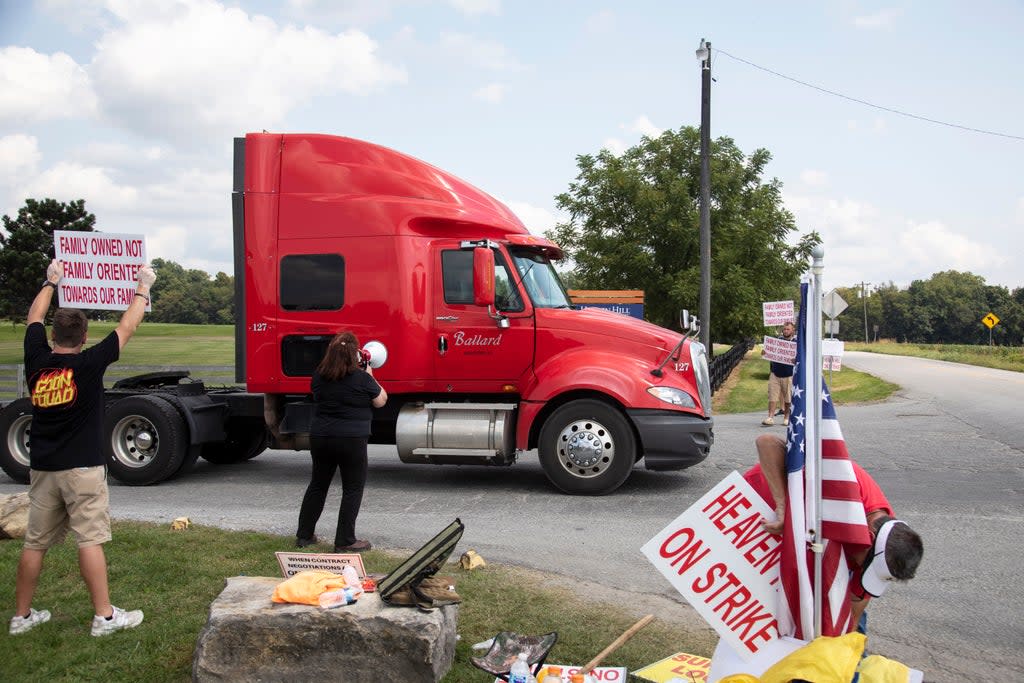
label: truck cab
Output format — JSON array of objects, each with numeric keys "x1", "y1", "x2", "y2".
[{"x1": 236, "y1": 132, "x2": 713, "y2": 494}]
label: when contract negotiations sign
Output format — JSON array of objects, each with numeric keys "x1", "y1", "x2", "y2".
[
  {"x1": 641, "y1": 471, "x2": 782, "y2": 660},
  {"x1": 53, "y1": 230, "x2": 148, "y2": 311}
]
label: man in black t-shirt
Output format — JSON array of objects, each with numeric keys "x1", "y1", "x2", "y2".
[{"x1": 10, "y1": 258, "x2": 156, "y2": 637}]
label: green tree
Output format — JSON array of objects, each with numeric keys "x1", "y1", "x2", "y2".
[
  {"x1": 148, "y1": 258, "x2": 234, "y2": 324},
  {"x1": 548, "y1": 127, "x2": 819, "y2": 341},
  {"x1": 0, "y1": 198, "x2": 95, "y2": 319}
]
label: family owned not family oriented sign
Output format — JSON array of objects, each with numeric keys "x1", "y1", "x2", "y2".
[{"x1": 53, "y1": 230, "x2": 149, "y2": 311}]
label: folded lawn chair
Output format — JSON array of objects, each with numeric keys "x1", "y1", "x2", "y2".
[{"x1": 379, "y1": 518, "x2": 465, "y2": 610}]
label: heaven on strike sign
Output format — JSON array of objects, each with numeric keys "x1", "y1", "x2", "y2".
[
  {"x1": 53, "y1": 230, "x2": 148, "y2": 311},
  {"x1": 642, "y1": 471, "x2": 783, "y2": 660}
]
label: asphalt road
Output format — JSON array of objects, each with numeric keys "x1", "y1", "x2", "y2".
[{"x1": 1, "y1": 351, "x2": 1021, "y2": 681}]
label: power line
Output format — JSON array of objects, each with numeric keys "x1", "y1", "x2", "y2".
[{"x1": 714, "y1": 47, "x2": 1024, "y2": 142}]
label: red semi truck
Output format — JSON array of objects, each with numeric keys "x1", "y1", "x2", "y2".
[{"x1": 0, "y1": 132, "x2": 713, "y2": 495}]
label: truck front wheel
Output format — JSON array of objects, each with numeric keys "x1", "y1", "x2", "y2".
[
  {"x1": 538, "y1": 399, "x2": 636, "y2": 495},
  {"x1": 104, "y1": 395, "x2": 187, "y2": 485},
  {"x1": 0, "y1": 398, "x2": 33, "y2": 484}
]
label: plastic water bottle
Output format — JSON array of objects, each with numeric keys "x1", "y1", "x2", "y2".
[
  {"x1": 509, "y1": 652, "x2": 531, "y2": 683},
  {"x1": 341, "y1": 565, "x2": 360, "y2": 589},
  {"x1": 318, "y1": 587, "x2": 359, "y2": 608}
]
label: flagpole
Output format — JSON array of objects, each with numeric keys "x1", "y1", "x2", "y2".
[{"x1": 809, "y1": 245, "x2": 825, "y2": 638}]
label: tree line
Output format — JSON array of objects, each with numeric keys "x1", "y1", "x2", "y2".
[{"x1": 828, "y1": 272, "x2": 1024, "y2": 346}]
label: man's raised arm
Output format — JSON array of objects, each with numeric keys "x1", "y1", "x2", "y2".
[
  {"x1": 27, "y1": 259, "x2": 63, "y2": 325},
  {"x1": 115, "y1": 265, "x2": 157, "y2": 350}
]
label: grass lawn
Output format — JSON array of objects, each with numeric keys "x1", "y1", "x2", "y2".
[
  {"x1": 713, "y1": 348, "x2": 899, "y2": 415},
  {"x1": 845, "y1": 340, "x2": 1024, "y2": 373},
  {"x1": 0, "y1": 522, "x2": 709, "y2": 682}
]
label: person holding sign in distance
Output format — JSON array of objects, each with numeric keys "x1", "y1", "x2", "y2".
[
  {"x1": 744, "y1": 434, "x2": 923, "y2": 634},
  {"x1": 11, "y1": 258, "x2": 156, "y2": 637},
  {"x1": 761, "y1": 321, "x2": 796, "y2": 427}
]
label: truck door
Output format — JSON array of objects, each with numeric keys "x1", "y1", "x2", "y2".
[{"x1": 431, "y1": 244, "x2": 534, "y2": 388}]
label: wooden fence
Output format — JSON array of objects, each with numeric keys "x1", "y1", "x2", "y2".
[{"x1": 0, "y1": 364, "x2": 237, "y2": 402}]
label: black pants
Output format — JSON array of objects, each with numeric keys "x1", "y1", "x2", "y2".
[{"x1": 296, "y1": 435, "x2": 368, "y2": 548}]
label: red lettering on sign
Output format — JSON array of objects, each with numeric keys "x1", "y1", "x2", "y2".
[
  {"x1": 659, "y1": 528, "x2": 711, "y2": 576},
  {"x1": 701, "y1": 485, "x2": 752, "y2": 531}
]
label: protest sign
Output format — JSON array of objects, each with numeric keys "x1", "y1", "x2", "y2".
[
  {"x1": 53, "y1": 230, "x2": 148, "y2": 311},
  {"x1": 641, "y1": 471, "x2": 782, "y2": 660},
  {"x1": 822, "y1": 338, "x2": 844, "y2": 372},
  {"x1": 275, "y1": 552, "x2": 366, "y2": 579},
  {"x1": 762, "y1": 301, "x2": 794, "y2": 327},
  {"x1": 762, "y1": 336, "x2": 797, "y2": 366},
  {"x1": 633, "y1": 651, "x2": 711, "y2": 682}
]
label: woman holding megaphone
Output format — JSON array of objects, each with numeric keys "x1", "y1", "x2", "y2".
[{"x1": 296, "y1": 331, "x2": 387, "y2": 553}]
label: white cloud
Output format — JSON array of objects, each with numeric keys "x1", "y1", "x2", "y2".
[
  {"x1": 584, "y1": 9, "x2": 616, "y2": 35},
  {"x1": 0, "y1": 47, "x2": 97, "y2": 124},
  {"x1": 1016, "y1": 197, "x2": 1024, "y2": 224},
  {"x1": 800, "y1": 169, "x2": 828, "y2": 187},
  {"x1": 0, "y1": 135, "x2": 42, "y2": 186},
  {"x1": 784, "y1": 191, "x2": 1006, "y2": 288},
  {"x1": 449, "y1": 0, "x2": 500, "y2": 16},
  {"x1": 504, "y1": 200, "x2": 561, "y2": 235},
  {"x1": 853, "y1": 8, "x2": 903, "y2": 29},
  {"x1": 19, "y1": 161, "x2": 139, "y2": 213},
  {"x1": 88, "y1": 0, "x2": 407, "y2": 143},
  {"x1": 439, "y1": 31, "x2": 521, "y2": 71},
  {"x1": 602, "y1": 138, "x2": 628, "y2": 156},
  {"x1": 623, "y1": 115, "x2": 663, "y2": 139},
  {"x1": 474, "y1": 83, "x2": 506, "y2": 103}
]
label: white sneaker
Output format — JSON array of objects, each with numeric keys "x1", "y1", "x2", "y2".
[
  {"x1": 91, "y1": 605, "x2": 144, "y2": 637},
  {"x1": 761, "y1": 417, "x2": 774, "y2": 426},
  {"x1": 10, "y1": 608, "x2": 51, "y2": 635}
]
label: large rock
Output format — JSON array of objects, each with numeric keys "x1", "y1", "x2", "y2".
[
  {"x1": 193, "y1": 576, "x2": 458, "y2": 682},
  {"x1": 0, "y1": 493, "x2": 29, "y2": 540}
]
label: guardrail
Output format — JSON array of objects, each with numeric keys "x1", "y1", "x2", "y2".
[
  {"x1": 0, "y1": 364, "x2": 237, "y2": 401},
  {"x1": 709, "y1": 338, "x2": 755, "y2": 394}
]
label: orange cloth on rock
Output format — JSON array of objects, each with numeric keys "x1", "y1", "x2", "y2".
[{"x1": 271, "y1": 570, "x2": 352, "y2": 606}]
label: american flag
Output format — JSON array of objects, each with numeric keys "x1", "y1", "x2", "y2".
[{"x1": 778, "y1": 282, "x2": 872, "y2": 639}]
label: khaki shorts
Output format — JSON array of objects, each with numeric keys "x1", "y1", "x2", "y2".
[
  {"x1": 768, "y1": 373, "x2": 793, "y2": 404},
  {"x1": 25, "y1": 466, "x2": 111, "y2": 550}
]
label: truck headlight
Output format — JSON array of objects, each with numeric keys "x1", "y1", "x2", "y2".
[{"x1": 647, "y1": 386, "x2": 697, "y2": 408}]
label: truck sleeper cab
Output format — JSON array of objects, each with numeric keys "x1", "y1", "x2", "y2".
[{"x1": 240, "y1": 132, "x2": 713, "y2": 495}]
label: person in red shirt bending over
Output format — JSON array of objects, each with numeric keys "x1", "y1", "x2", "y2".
[{"x1": 744, "y1": 433, "x2": 923, "y2": 632}]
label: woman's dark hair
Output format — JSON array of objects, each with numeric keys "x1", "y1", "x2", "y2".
[
  {"x1": 53, "y1": 309, "x2": 88, "y2": 347},
  {"x1": 317, "y1": 331, "x2": 359, "y2": 381}
]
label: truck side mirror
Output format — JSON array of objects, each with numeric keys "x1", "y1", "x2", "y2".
[
  {"x1": 680, "y1": 309, "x2": 690, "y2": 331},
  {"x1": 472, "y1": 247, "x2": 495, "y2": 307}
]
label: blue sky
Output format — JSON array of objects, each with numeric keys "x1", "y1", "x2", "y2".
[{"x1": 1, "y1": 0, "x2": 1021, "y2": 294}]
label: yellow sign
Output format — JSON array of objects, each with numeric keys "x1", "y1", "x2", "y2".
[
  {"x1": 633, "y1": 652, "x2": 711, "y2": 682},
  {"x1": 982, "y1": 312, "x2": 1000, "y2": 329}
]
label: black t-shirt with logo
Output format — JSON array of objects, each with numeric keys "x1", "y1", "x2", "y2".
[
  {"x1": 310, "y1": 369, "x2": 382, "y2": 438},
  {"x1": 24, "y1": 322, "x2": 119, "y2": 471}
]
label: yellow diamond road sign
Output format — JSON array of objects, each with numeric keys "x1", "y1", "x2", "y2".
[{"x1": 982, "y1": 312, "x2": 1000, "y2": 329}]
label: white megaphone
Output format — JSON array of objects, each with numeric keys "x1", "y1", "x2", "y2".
[{"x1": 361, "y1": 340, "x2": 388, "y2": 369}]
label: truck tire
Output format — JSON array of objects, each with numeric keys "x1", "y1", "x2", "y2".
[
  {"x1": 104, "y1": 395, "x2": 187, "y2": 485},
  {"x1": 0, "y1": 398, "x2": 33, "y2": 484},
  {"x1": 538, "y1": 399, "x2": 636, "y2": 495},
  {"x1": 200, "y1": 418, "x2": 268, "y2": 464}
]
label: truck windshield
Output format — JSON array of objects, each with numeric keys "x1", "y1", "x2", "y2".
[{"x1": 509, "y1": 248, "x2": 572, "y2": 309}]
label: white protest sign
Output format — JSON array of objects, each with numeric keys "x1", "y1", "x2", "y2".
[
  {"x1": 762, "y1": 336, "x2": 797, "y2": 366},
  {"x1": 762, "y1": 301, "x2": 794, "y2": 327},
  {"x1": 274, "y1": 552, "x2": 366, "y2": 579},
  {"x1": 53, "y1": 230, "x2": 148, "y2": 311},
  {"x1": 641, "y1": 471, "x2": 781, "y2": 660},
  {"x1": 822, "y1": 338, "x2": 844, "y2": 372}
]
